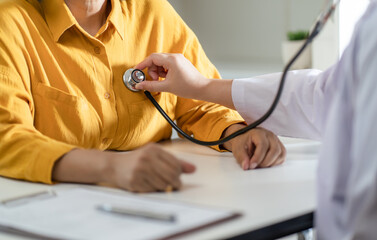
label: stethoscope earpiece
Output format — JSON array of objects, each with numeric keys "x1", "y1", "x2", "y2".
[{"x1": 123, "y1": 68, "x2": 146, "y2": 92}]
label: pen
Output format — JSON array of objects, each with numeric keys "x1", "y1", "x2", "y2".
[
  {"x1": 97, "y1": 204, "x2": 176, "y2": 223},
  {"x1": 1, "y1": 190, "x2": 56, "y2": 207}
]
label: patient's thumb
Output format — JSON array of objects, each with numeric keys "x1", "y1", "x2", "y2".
[{"x1": 180, "y1": 160, "x2": 196, "y2": 174}]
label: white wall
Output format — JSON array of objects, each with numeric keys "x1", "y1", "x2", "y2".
[
  {"x1": 287, "y1": 0, "x2": 323, "y2": 33},
  {"x1": 312, "y1": 0, "x2": 370, "y2": 70},
  {"x1": 339, "y1": 0, "x2": 369, "y2": 55},
  {"x1": 176, "y1": 0, "x2": 287, "y2": 62},
  {"x1": 168, "y1": 0, "x2": 322, "y2": 65},
  {"x1": 168, "y1": 0, "x2": 371, "y2": 75}
]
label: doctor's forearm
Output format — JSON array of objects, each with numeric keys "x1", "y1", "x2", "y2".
[{"x1": 200, "y1": 78, "x2": 235, "y2": 110}]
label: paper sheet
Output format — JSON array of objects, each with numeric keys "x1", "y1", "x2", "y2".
[{"x1": 0, "y1": 188, "x2": 239, "y2": 240}]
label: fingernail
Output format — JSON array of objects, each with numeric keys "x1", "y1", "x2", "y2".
[
  {"x1": 242, "y1": 161, "x2": 249, "y2": 170},
  {"x1": 250, "y1": 163, "x2": 258, "y2": 169}
]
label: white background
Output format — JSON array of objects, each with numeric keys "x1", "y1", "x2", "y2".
[{"x1": 168, "y1": 0, "x2": 369, "y2": 77}]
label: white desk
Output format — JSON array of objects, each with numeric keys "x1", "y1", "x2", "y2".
[{"x1": 0, "y1": 137, "x2": 320, "y2": 240}]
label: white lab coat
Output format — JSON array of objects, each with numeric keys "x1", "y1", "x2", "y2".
[{"x1": 232, "y1": 2, "x2": 377, "y2": 239}]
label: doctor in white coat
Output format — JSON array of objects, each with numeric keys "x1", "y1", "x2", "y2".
[{"x1": 134, "y1": 1, "x2": 377, "y2": 239}]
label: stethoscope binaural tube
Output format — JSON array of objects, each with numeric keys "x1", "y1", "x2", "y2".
[{"x1": 122, "y1": 0, "x2": 340, "y2": 146}]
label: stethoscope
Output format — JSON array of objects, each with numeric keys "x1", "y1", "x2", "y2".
[{"x1": 123, "y1": 0, "x2": 340, "y2": 147}]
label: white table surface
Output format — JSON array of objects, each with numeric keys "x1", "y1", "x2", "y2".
[{"x1": 0, "y1": 137, "x2": 320, "y2": 240}]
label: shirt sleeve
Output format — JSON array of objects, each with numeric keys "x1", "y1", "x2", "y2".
[
  {"x1": 0, "y1": 6, "x2": 75, "y2": 184},
  {"x1": 0, "y1": 67, "x2": 75, "y2": 184},
  {"x1": 232, "y1": 67, "x2": 339, "y2": 140}
]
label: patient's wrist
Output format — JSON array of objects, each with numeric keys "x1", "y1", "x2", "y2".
[
  {"x1": 52, "y1": 149, "x2": 111, "y2": 184},
  {"x1": 220, "y1": 123, "x2": 245, "y2": 151}
]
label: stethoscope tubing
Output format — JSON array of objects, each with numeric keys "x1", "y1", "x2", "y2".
[
  {"x1": 144, "y1": 29, "x2": 315, "y2": 146},
  {"x1": 140, "y1": 0, "x2": 338, "y2": 146}
]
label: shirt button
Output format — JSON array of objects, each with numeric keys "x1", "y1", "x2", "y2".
[
  {"x1": 94, "y1": 46, "x2": 101, "y2": 54},
  {"x1": 104, "y1": 92, "x2": 111, "y2": 99}
]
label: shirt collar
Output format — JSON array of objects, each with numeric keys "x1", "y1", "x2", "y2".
[
  {"x1": 41, "y1": 0, "x2": 124, "y2": 42},
  {"x1": 41, "y1": 0, "x2": 76, "y2": 42},
  {"x1": 108, "y1": 0, "x2": 124, "y2": 40}
]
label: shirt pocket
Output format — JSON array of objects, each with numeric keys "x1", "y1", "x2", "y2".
[
  {"x1": 125, "y1": 92, "x2": 175, "y2": 149},
  {"x1": 32, "y1": 82, "x2": 101, "y2": 148}
]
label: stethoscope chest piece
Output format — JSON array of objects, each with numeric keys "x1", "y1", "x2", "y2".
[{"x1": 123, "y1": 68, "x2": 146, "y2": 92}]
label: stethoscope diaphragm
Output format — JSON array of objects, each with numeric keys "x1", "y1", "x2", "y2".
[{"x1": 123, "y1": 68, "x2": 146, "y2": 92}]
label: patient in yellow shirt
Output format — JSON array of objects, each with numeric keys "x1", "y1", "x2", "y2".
[{"x1": 0, "y1": 0, "x2": 286, "y2": 192}]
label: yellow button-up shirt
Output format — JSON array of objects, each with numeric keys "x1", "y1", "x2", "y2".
[{"x1": 0, "y1": 0, "x2": 244, "y2": 184}]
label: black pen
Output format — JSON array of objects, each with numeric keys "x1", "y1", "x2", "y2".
[{"x1": 97, "y1": 204, "x2": 176, "y2": 223}]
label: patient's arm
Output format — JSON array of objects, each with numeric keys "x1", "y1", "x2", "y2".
[{"x1": 53, "y1": 143, "x2": 196, "y2": 192}]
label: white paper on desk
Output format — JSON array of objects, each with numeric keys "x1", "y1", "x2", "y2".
[{"x1": 0, "y1": 188, "x2": 239, "y2": 240}]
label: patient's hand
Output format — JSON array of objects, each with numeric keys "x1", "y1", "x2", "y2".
[
  {"x1": 53, "y1": 143, "x2": 196, "y2": 193},
  {"x1": 107, "y1": 143, "x2": 196, "y2": 192},
  {"x1": 221, "y1": 124, "x2": 286, "y2": 170}
]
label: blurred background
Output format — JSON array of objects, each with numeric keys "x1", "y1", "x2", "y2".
[
  {"x1": 167, "y1": 0, "x2": 369, "y2": 144},
  {"x1": 168, "y1": 0, "x2": 369, "y2": 79}
]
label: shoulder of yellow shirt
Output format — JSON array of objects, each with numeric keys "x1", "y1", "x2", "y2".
[
  {"x1": 119, "y1": 0, "x2": 182, "y2": 20},
  {"x1": 0, "y1": 0, "x2": 41, "y2": 14},
  {"x1": 0, "y1": 0, "x2": 183, "y2": 30},
  {"x1": 0, "y1": 0, "x2": 174, "y2": 18},
  {"x1": 0, "y1": 1, "x2": 43, "y2": 30}
]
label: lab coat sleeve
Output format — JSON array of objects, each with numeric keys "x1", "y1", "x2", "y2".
[
  {"x1": 232, "y1": 67, "x2": 338, "y2": 140},
  {"x1": 345, "y1": 7, "x2": 377, "y2": 238}
]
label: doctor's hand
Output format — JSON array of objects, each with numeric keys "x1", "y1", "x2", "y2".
[
  {"x1": 134, "y1": 53, "x2": 207, "y2": 99},
  {"x1": 135, "y1": 53, "x2": 235, "y2": 109},
  {"x1": 221, "y1": 124, "x2": 286, "y2": 170},
  {"x1": 53, "y1": 143, "x2": 196, "y2": 193}
]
